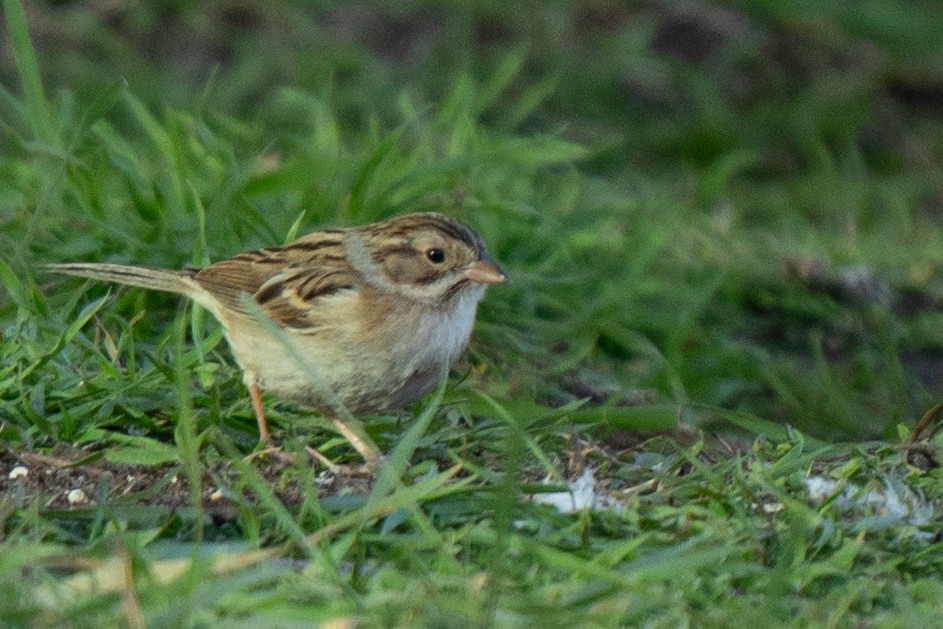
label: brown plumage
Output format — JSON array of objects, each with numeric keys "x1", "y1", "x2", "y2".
[{"x1": 46, "y1": 212, "x2": 507, "y2": 465}]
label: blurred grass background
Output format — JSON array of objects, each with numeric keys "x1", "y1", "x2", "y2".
[
  {"x1": 3, "y1": 0, "x2": 942, "y2": 440},
  {"x1": 3, "y1": 1, "x2": 943, "y2": 625}
]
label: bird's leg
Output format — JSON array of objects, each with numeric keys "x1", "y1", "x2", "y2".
[
  {"x1": 246, "y1": 378, "x2": 378, "y2": 468},
  {"x1": 248, "y1": 382, "x2": 272, "y2": 446},
  {"x1": 326, "y1": 415, "x2": 382, "y2": 470},
  {"x1": 244, "y1": 383, "x2": 300, "y2": 465}
]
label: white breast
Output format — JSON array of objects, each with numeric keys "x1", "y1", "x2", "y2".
[{"x1": 400, "y1": 285, "x2": 486, "y2": 373}]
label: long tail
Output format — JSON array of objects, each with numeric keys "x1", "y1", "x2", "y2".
[{"x1": 44, "y1": 263, "x2": 192, "y2": 294}]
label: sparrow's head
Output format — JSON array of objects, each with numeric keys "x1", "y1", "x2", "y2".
[{"x1": 357, "y1": 212, "x2": 507, "y2": 305}]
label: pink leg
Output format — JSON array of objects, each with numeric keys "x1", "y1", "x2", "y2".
[
  {"x1": 249, "y1": 382, "x2": 272, "y2": 445},
  {"x1": 326, "y1": 416, "x2": 381, "y2": 469}
]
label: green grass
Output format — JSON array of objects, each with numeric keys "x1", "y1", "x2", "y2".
[{"x1": 2, "y1": 0, "x2": 943, "y2": 625}]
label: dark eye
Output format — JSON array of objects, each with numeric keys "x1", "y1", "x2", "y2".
[{"x1": 426, "y1": 248, "x2": 446, "y2": 264}]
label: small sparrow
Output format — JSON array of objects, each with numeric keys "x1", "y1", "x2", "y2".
[{"x1": 47, "y1": 212, "x2": 507, "y2": 465}]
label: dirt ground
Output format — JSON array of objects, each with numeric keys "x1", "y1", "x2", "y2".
[
  {"x1": 0, "y1": 427, "x2": 675, "y2": 525},
  {"x1": 0, "y1": 445, "x2": 374, "y2": 524}
]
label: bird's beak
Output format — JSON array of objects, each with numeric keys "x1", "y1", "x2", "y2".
[{"x1": 465, "y1": 253, "x2": 508, "y2": 285}]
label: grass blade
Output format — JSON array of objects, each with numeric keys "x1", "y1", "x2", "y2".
[{"x1": 1, "y1": 0, "x2": 53, "y2": 142}]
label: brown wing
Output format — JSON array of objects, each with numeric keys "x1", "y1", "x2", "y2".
[{"x1": 191, "y1": 231, "x2": 360, "y2": 330}]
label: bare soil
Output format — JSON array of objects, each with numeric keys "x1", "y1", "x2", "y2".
[{"x1": 0, "y1": 445, "x2": 372, "y2": 523}]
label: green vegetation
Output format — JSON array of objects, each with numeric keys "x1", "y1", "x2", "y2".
[{"x1": 1, "y1": 0, "x2": 943, "y2": 625}]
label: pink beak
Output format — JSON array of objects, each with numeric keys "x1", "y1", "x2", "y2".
[{"x1": 464, "y1": 253, "x2": 508, "y2": 285}]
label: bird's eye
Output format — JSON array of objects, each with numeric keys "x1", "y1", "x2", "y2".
[{"x1": 426, "y1": 248, "x2": 446, "y2": 264}]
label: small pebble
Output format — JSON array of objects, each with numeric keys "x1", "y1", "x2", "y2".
[
  {"x1": 8, "y1": 466, "x2": 28, "y2": 480},
  {"x1": 66, "y1": 488, "x2": 87, "y2": 505},
  {"x1": 210, "y1": 488, "x2": 224, "y2": 501}
]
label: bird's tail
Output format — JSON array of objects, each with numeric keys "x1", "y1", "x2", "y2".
[{"x1": 44, "y1": 263, "x2": 192, "y2": 294}]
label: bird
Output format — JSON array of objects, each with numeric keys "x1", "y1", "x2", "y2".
[{"x1": 46, "y1": 212, "x2": 507, "y2": 466}]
